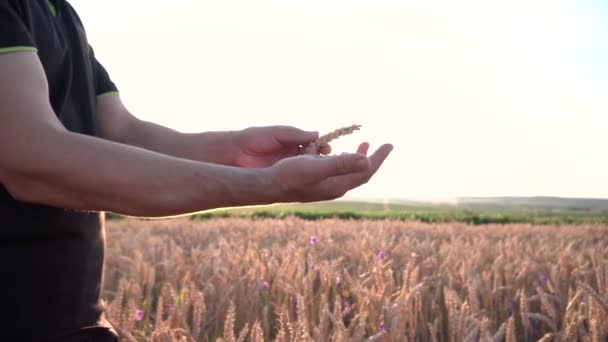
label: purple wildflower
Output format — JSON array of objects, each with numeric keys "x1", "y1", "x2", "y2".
[
  {"x1": 539, "y1": 274, "x2": 548, "y2": 286},
  {"x1": 380, "y1": 322, "x2": 386, "y2": 331},
  {"x1": 262, "y1": 281, "x2": 270, "y2": 291},
  {"x1": 378, "y1": 251, "x2": 386, "y2": 262},
  {"x1": 135, "y1": 309, "x2": 144, "y2": 321},
  {"x1": 310, "y1": 235, "x2": 318, "y2": 245},
  {"x1": 342, "y1": 301, "x2": 351, "y2": 317},
  {"x1": 509, "y1": 298, "x2": 517, "y2": 313}
]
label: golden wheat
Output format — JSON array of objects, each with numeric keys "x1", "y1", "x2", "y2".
[
  {"x1": 300, "y1": 124, "x2": 362, "y2": 155},
  {"x1": 102, "y1": 218, "x2": 608, "y2": 341}
]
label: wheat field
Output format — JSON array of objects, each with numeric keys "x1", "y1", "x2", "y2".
[{"x1": 102, "y1": 217, "x2": 608, "y2": 341}]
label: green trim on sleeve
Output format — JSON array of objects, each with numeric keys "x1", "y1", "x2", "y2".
[
  {"x1": 0, "y1": 46, "x2": 38, "y2": 54},
  {"x1": 97, "y1": 91, "x2": 120, "y2": 98},
  {"x1": 47, "y1": 0, "x2": 57, "y2": 17}
]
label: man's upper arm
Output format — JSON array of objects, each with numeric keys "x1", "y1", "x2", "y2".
[
  {"x1": 0, "y1": 2, "x2": 62, "y2": 133},
  {"x1": 95, "y1": 91, "x2": 137, "y2": 143},
  {"x1": 0, "y1": 51, "x2": 67, "y2": 176},
  {"x1": 0, "y1": 3, "x2": 68, "y2": 176},
  {"x1": 89, "y1": 48, "x2": 137, "y2": 142}
]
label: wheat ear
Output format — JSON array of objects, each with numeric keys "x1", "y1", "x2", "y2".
[{"x1": 300, "y1": 124, "x2": 362, "y2": 155}]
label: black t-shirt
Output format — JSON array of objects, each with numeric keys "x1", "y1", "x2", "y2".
[{"x1": 0, "y1": 0, "x2": 118, "y2": 339}]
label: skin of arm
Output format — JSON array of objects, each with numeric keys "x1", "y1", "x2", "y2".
[
  {"x1": 0, "y1": 52, "x2": 393, "y2": 218},
  {"x1": 95, "y1": 94, "x2": 331, "y2": 168},
  {"x1": 95, "y1": 94, "x2": 236, "y2": 166}
]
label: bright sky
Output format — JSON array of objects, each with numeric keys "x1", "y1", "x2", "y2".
[{"x1": 70, "y1": 0, "x2": 608, "y2": 200}]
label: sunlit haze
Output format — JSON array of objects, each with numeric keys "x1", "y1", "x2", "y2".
[{"x1": 70, "y1": 0, "x2": 608, "y2": 200}]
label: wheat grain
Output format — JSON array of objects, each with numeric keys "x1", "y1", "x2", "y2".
[
  {"x1": 111, "y1": 280, "x2": 126, "y2": 327},
  {"x1": 223, "y1": 301, "x2": 237, "y2": 342},
  {"x1": 519, "y1": 289, "x2": 530, "y2": 336},
  {"x1": 191, "y1": 290, "x2": 205, "y2": 340},
  {"x1": 300, "y1": 124, "x2": 362, "y2": 155},
  {"x1": 275, "y1": 310, "x2": 289, "y2": 342},
  {"x1": 505, "y1": 316, "x2": 516, "y2": 342},
  {"x1": 250, "y1": 321, "x2": 264, "y2": 342}
]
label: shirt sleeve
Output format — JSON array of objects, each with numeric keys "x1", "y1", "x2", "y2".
[
  {"x1": 90, "y1": 48, "x2": 119, "y2": 97},
  {"x1": 0, "y1": 2, "x2": 37, "y2": 53}
]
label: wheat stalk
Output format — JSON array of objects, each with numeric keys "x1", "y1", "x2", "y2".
[
  {"x1": 250, "y1": 321, "x2": 264, "y2": 342},
  {"x1": 300, "y1": 124, "x2": 362, "y2": 155},
  {"x1": 536, "y1": 332, "x2": 555, "y2": 342},
  {"x1": 223, "y1": 301, "x2": 237, "y2": 342},
  {"x1": 235, "y1": 323, "x2": 249, "y2": 342},
  {"x1": 111, "y1": 280, "x2": 126, "y2": 327},
  {"x1": 275, "y1": 310, "x2": 289, "y2": 342},
  {"x1": 519, "y1": 289, "x2": 530, "y2": 336},
  {"x1": 493, "y1": 321, "x2": 508, "y2": 342},
  {"x1": 505, "y1": 316, "x2": 516, "y2": 342},
  {"x1": 191, "y1": 290, "x2": 205, "y2": 340},
  {"x1": 537, "y1": 286, "x2": 558, "y2": 323},
  {"x1": 579, "y1": 282, "x2": 608, "y2": 315},
  {"x1": 154, "y1": 294, "x2": 164, "y2": 331}
]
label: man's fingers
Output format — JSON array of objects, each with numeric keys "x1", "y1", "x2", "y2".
[
  {"x1": 313, "y1": 153, "x2": 370, "y2": 178},
  {"x1": 357, "y1": 142, "x2": 370, "y2": 155},
  {"x1": 274, "y1": 126, "x2": 319, "y2": 146},
  {"x1": 369, "y1": 144, "x2": 393, "y2": 174},
  {"x1": 319, "y1": 144, "x2": 332, "y2": 155},
  {"x1": 308, "y1": 144, "x2": 389, "y2": 184},
  {"x1": 318, "y1": 143, "x2": 393, "y2": 196},
  {"x1": 276, "y1": 153, "x2": 369, "y2": 200},
  {"x1": 274, "y1": 143, "x2": 392, "y2": 202}
]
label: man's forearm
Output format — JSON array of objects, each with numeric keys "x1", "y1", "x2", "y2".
[
  {"x1": 111, "y1": 117, "x2": 239, "y2": 166},
  {"x1": 2, "y1": 127, "x2": 275, "y2": 217}
]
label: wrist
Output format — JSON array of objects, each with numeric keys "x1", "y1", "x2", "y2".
[
  {"x1": 248, "y1": 167, "x2": 282, "y2": 205},
  {"x1": 196, "y1": 130, "x2": 239, "y2": 165},
  {"x1": 226, "y1": 166, "x2": 284, "y2": 207}
]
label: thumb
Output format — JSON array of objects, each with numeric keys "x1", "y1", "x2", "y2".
[{"x1": 274, "y1": 126, "x2": 319, "y2": 145}]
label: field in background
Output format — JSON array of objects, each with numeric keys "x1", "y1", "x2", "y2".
[
  {"x1": 184, "y1": 197, "x2": 608, "y2": 225},
  {"x1": 102, "y1": 217, "x2": 608, "y2": 341}
]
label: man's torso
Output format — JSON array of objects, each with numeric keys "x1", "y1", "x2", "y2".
[{"x1": 0, "y1": 1, "x2": 113, "y2": 339}]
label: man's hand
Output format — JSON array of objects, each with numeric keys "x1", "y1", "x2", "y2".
[
  {"x1": 232, "y1": 126, "x2": 332, "y2": 168},
  {"x1": 268, "y1": 142, "x2": 393, "y2": 202}
]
